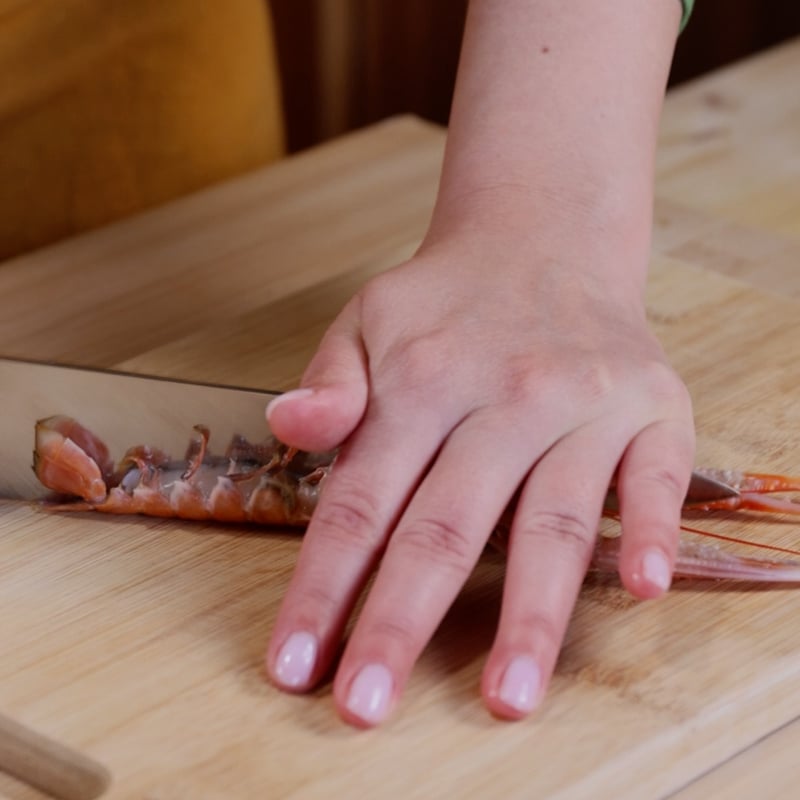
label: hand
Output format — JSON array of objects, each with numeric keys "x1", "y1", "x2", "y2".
[{"x1": 263, "y1": 211, "x2": 695, "y2": 726}]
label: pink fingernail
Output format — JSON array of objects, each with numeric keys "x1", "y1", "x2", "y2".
[
  {"x1": 345, "y1": 664, "x2": 394, "y2": 725},
  {"x1": 498, "y1": 656, "x2": 541, "y2": 714},
  {"x1": 266, "y1": 388, "x2": 315, "y2": 421},
  {"x1": 274, "y1": 631, "x2": 317, "y2": 688},
  {"x1": 642, "y1": 548, "x2": 672, "y2": 592}
]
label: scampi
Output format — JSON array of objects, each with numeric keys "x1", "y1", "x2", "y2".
[
  {"x1": 32, "y1": 415, "x2": 800, "y2": 583},
  {"x1": 33, "y1": 415, "x2": 332, "y2": 526}
]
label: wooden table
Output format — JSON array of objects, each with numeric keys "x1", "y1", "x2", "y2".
[{"x1": 1, "y1": 37, "x2": 799, "y2": 800}]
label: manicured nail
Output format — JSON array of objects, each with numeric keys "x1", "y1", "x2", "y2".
[
  {"x1": 266, "y1": 388, "x2": 315, "y2": 421},
  {"x1": 642, "y1": 548, "x2": 672, "y2": 592},
  {"x1": 274, "y1": 632, "x2": 317, "y2": 688},
  {"x1": 498, "y1": 656, "x2": 541, "y2": 714},
  {"x1": 345, "y1": 664, "x2": 394, "y2": 725}
]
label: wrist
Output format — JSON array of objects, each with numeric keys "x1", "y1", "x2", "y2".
[{"x1": 423, "y1": 173, "x2": 655, "y2": 292}]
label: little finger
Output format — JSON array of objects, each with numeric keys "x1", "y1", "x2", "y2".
[{"x1": 615, "y1": 418, "x2": 695, "y2": 599}]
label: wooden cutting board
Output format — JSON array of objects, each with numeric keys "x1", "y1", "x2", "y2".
[
  {"x1": 1, "y1": 256, "x2": 800, "y2": 800},
  {"x1": 1, "y1": 118, "x2": 800, "y2": 797}
]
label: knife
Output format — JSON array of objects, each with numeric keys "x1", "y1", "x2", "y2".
[
  {"x1": 587, "y1": 470, "x2": 739, "y2": 513},
  {"x1": 0, "y1": 357, "x2": 278, "y2": 501},
  {"x1": 0, "y1": 357, "x2": 739, "y2": 509}
]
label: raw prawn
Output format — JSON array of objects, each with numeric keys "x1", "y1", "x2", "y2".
[
  {"x1": 33, "y1": 415, "x2": 332, "y2": 526},
  {"x1": 32, "y1": 415, "x2": 800, "y2": 582}
]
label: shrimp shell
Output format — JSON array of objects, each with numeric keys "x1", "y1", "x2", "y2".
[{"x1": 32, "y1": 416, "x2": 800, "y2": 583}]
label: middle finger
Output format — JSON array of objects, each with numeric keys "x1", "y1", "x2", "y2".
[
  {"x1": 481, "y1": 422, "x2": 625, "y2": 718},
  {"x1": 331, "y1": 410, "x2": 554, "y2": 727}
]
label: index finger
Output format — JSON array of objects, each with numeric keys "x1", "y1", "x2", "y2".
[{"x1": 265, "y1": 408, "x2": 444, "y2": 692}]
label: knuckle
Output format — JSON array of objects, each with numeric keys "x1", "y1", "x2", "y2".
[
  {"x1": 311, "y1": 478, "x2": 385, "y2": 552},
  {"x1": 363, "y1": 614, "x2": 420, "y2": 652},
  {"x1": 397, "y1": 516, "x2": 476, "y2": 576},
  {"x1": 515, "y1": 510, "x2": 596, "y2": 561},
  {"x1": 499, "y1": 353, "x2": 615, "y2": 411},
  {"x1": 500, "y1": 355, "x2": 554, "y2": 408},
  {"x1": 578, "y1": 359, "x2": 616, "y2": 405},
  {"x1": 289, "y1": 583, "x2": 340, "y2": 630},
  {"x1": 640, "y1": 360, "x2": 690, "y2": 409},
  {"x1": 512, "y1": 611, "x2": 563, "y2": 655},
  {"x1": 382, "y1": 330, "x2": 453, "y2": 393},
  {"x1": 628, "y1": 466, "x2": 688, "y2": 504}
]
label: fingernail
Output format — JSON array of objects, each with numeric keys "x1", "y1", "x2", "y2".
[
  {"x1": 498, "y1": 656, "x2": 541, "y2": 714},
  {"x1": 274, "y1": 631, "x2": 317, "y2": 688},
  {"x1": 642, "y1": 548, "x2": 672, "y2": 592},
  {"x1": 266, "y1": 388, "x2": 315, "y2": 420},
  {"x1": 345, "y1": 664, "x2": 394, "y2": 725}
]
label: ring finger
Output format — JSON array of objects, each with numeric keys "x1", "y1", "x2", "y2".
[{"x1": 481, "y1": 422, "x2": 627, "y2": 719}]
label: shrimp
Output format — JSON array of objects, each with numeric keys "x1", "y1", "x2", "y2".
[
  {"x1": 32, "y1": 415, "x2": 800, "y2": 582},
  {"x1": 33, "y1": 415, "x2": 332, "y2": 526}
]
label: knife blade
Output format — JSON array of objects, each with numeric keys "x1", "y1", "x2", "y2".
[
  {"x1": 684, "y1": 470, "x2": 741, "y2": 504},
  {"x1": 601, "y1": 470, "x2": 739, "y2": 513},
  {"x1": 0, "y1": 357, "x2": 279, "y2": 500}
]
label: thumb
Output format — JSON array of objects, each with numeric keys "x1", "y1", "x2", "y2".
[{"x1": 266, "y1": 299, "x2": 367, "y2": 452}]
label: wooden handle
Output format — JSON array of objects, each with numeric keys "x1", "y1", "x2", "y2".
[{"x1": 0, "y1": 712, "x2": 110, "y2": 800}]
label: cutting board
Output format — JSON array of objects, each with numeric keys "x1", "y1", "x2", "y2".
[
  {"x1": 656, "y1": 37, "x2": 800, "y2": 241},
  {"x1": 2, "y1": 238, "x2": 800, "y2": 799},
  {"x1": 1, "y1": 101, "x2": 799, "y2": 797}
]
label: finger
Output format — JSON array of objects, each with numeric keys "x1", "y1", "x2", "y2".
[
  {"x1": 615, "y1": 418, "x2": 696, "y2": 599},
  {"x1": 481, "y1": 423, "x2": 623, "y2": 720},
  {"x1": 329, "y1": 411, "x2": 548, "y2": 728},
  {"x1": 265, "y1": 405, "x2": 447, "y2": 693},
  {"x1": 266, "y1": 297, "x2": 368, "y2": 452}
]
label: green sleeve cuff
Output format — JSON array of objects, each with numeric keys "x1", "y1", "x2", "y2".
[{"x1": 680, "y1": 0, "x2": 695, "y2": 32}]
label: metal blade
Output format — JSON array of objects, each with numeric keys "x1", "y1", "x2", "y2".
[
  {"x1": 684, "y1": 470, "x2": 741, "y2": 503},
  {"x1": 603, "y1": 470, "x2": 740, "y2": 513},
  {"x1": 0, "y1": 357, "x2": 279, "y2": 500}
]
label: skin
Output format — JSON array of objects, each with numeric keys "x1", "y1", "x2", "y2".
[{"x1": 265, "y1": 0, "x2": 695, "y2": 726}]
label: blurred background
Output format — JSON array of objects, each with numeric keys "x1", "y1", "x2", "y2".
[
  {"x1": 4, "y1": 0, "x2": 800, "y2": 262},
  {"x1": 271, "y1": 0, "x2": 800, "y2": 152}
]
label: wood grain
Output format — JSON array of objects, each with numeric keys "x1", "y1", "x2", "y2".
[
  {"x1": 1, "y1": 39, "x2": 800, "y2": 800},
  {"x1": 668, "y1": 718, "x2": 800, "y2": 799},
  {"x1": 0, "y1": 117, "x2": 439, "y2": 368},
  {"x1": 657, "y1": 38, "x2": 800, "y2": 239}
]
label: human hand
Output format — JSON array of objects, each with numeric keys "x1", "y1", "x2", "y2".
[{"x1": 263, "y1": 209, "x2": 695, "y2": 726}]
